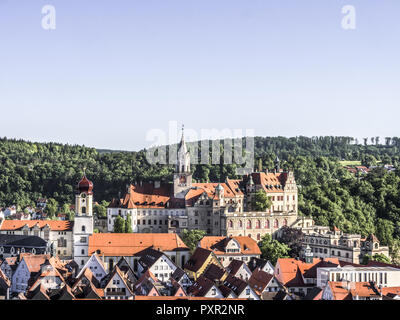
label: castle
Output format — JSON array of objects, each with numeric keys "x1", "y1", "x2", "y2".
[{"x1": 107, "y1": 130, "x2": 302, "y2": 241}]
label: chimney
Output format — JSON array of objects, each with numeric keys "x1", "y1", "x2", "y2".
[{"x1": 266, "y1": 169, "x2": 269, "y2": 174}]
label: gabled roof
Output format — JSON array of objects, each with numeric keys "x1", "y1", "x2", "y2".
[
  {"x1": 187, "y1": 275, "x2": 217, "y2": 297},
  {"x1": 327, "y1": 281, "x2": 380, "y2": 300},
  {"x1": 76, "y1": 253, "x2": 107, "y2": 279},
  {"x1": 89, "y1": 233, "x2": 188, "y2": 256},
  {"x1": 275, "y1": 258, "x2": 339, "y2": 287},
  {"x1": 137, "y1": 248, "x2": 165, "y2": 269},
  {"x1": 203, "y1": 264, "x2": 226, "y2": 282},
  {"x1": 21, "y1": 254, "x2": 51, "y2": 273},
  {"x1": 247, "y1": 257, "x2": 273, "y2": 273},
  {"x1": 242, "y1": 172, "x2": 291, "y2": 193},
  {"x1": 192, "y1": 182, "x2": 243, "y2": 199},
  {"x1": 72, "y1": 267, "x2": 101, "y2": 293},
  {"x1": 171, "y1": 267, "x2": 187, "y2": 282},
  {"x1": 184, "y1": 247, "x2": 214, "y2": 273},
  {"x1": 218, "y1": 284, "x2": 237, "y2": 298},
  {"x1": 222, "y1": 274, "x2": 249, "y2": 296},
  {"x1": 248, "y1": 268, "x2": 274, "y2": 295},
  {"x1": 381, "y1": 287, "x2": 400, "y2": 297},
  {"x1": 304, "y1": 287, "x2": 323, "y2": 300},
  {"x1": 226, "y1": 259, "x2": 247, "y2": 276},
  {"x1": 105, "y1": 265, "x2": 134, "y2": 296},
  {"x1": 27, "y1": 283, "x2": 50, "y2": 300},
  {"x1": 0, "y1": 220, "x2": 73, "y2": 231},
  {"x1": 109, "y1": 183, "x2": 172, "y2": 209},
  {"x1": 198, "y1": 236, "x2": 261, "y2": 256}
]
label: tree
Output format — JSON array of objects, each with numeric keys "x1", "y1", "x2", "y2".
[
  {"x1": 362, "y1": 253, "x2": 391, "y2": 265},
  {"x1": 258, "y1": 234, "x2": 290, "y2": 265},
  {"x1": 45, "y1": 198, "x2": 58, "y2": 219},
  {"x1": 62, "y1": 203, "x2": 74, "y2": 221},
  {"x1": 124, "y1": 214, "x2": 133, "y2": 233},
  {"x1": 278, "y1": 226, "x2": 304, "y2": 258},
  {"x1": 181, "y1": 229, "x2": 206, "y2": 252},
  {"x1": 251, "y1": 189, "x2": 272, "y2": 212},
  {"x1": 94, "y1": 200, "x2": 109, "y2": 218},
  {"x1": 113, "y1": 215, "x2": 125, "y2": 233}
]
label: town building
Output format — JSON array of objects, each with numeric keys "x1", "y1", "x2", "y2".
[
  {"x1": 300, "y1": 225, "x2": 390, "y2": 264},
  {"x1": 197, "y1": 236, "x2": 261, "y2": 267},
  {"x1": 87, "y1": 233, "x2": 190, "y2": 272},
  {"x1": 0, "y1": 221, "x2": 72, "y2": 259},
  {"x1": 107, "y1": 130, "x2": 300, "y2": 239},
  {"x1": 0, "y1": 234, "x2": 52, "y2": 258},
  {"x1": 317, "y1": 265, "x2": 400, "y2": 288}
]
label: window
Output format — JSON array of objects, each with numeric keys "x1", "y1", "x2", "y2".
[
  {"x1": 265, "y1": 220, "x2": 270, "y2": 229},
  {"x1": 246, "y1": 288, "x2": 250, "y2": 295},
  {"x1": 255, "y1": 220, "x2": 261, "y2": 229},
  {"x1": 80, "y1": 237, "x2": 87, "y2": 243},
  {"x1": 81, "y1": 249, "x2": 85, "y2": 255},
  {"x1": 229, "y1": 220, "x2": 233, "y2": 228},
  {"x1": 274, "y1": 219, "x2": 279, "y2": 228},
  {"x1": 247, "y1": 220, "x2": 252, "y2": 229},
  {"x1": 82, "y1": 226, "x2": 86, "y2": 232}
]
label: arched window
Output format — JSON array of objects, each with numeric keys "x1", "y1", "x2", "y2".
[
  {"x1": 265, "y1": 220, "x2": 270, "y2": 229},
  {"x1": 81, "y1": 207, "x2": 86, "y2": 214},
  {"x1": 81, "y1": 249, "x2": 85, "y2": 255},
  {"x1": 256, "y1": 220, "x2": 261, "y2": 229},
  {"x1": 238, "y1": 220, "x2": 243, "y2": 228},
  {"x1": 247, "y1": 220, "x2": 252, "y2": 229},
  {"x1": 283, "y1": 219, "x2": 287, "y2": 226},
  {"x1": 257, "y1": 233, "x2": 261, "y2": 241},
  {"x1": 228, "y1": 220, "x2": 234, "y2": 228},
  {"x1": 82, "y1": 226, "x2": 86, "y2": 232},
  {"x1": 274, "y1": 219, "x2": 279, "y2": 228}
]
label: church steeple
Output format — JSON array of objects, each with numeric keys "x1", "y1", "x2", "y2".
[
  {"x1": 177, "y1": 124, "x2": 191, "y2": 173},
  {"x1": 173, "y1": 125, "x2": 192, "y2": 198}
]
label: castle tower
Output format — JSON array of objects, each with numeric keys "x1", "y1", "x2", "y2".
[
  {"x1": 173, "y1": 126, "x2": 192, "y2": 198},
  {"x1": 73, "y1": 174, "x2": 94, "y2": 268}
]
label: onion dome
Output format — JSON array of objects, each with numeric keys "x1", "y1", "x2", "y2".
[{"x1": 77, "y1": 175, "x2": 93, "y2": 194}]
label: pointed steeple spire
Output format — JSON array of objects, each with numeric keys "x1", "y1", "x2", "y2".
[{"x1": 177, "y1": 124, "x2": 190, "y2": 173}]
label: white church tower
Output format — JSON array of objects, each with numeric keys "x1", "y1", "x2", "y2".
[
  {"x1": 73, "y1": 173, "x2": 94, "y2": 268},
  {"x1": 173, "y1": 126, "x2": 192, "y2": 198}
]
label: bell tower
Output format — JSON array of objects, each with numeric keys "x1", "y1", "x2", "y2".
[
  {"x1": 73, "y1": 172, "x2": 94, "y2": 269},
  {"x1": 173, "y1": 125, "x2": 192, "y2": 198}
]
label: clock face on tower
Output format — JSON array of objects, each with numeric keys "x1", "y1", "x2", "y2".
[{"x1": 179, "y1": 175, "x2": 187, "y2": 185}]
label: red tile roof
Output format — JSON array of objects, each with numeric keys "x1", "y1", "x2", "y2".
[
  {"x1": 0, "y1": 220, "x2": 73, "y2": 231},
  {"x1": 88, "y1": 233, "x2": 188, "y2": 256},
  {"x1": 199, "y1": 236, "x2": 261, "y2": 256}
]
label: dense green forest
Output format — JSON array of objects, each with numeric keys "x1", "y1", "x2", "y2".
[{"x1": 1, "y1": 136, "x2": 400, "y2": 256}]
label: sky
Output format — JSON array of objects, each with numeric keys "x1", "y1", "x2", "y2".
[{"x1": 0, "y1": 0, "x2": 399, "y2": 151}]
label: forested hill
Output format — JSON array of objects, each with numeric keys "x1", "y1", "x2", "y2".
[{"x1": 1, "y1": 136, "x2": 400, "y2": 250}]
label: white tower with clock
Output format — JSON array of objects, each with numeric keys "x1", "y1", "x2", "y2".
[
  {"x1": 73, "y1": 174, "x2": 94, "y2": 268},
  {"x1": 173, "y1": 126, "x2": 192, "y2": 198}
]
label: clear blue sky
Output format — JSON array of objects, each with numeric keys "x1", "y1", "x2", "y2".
[{"x1": 0, "y1": 0, "x2": 399, "y2": 150}]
